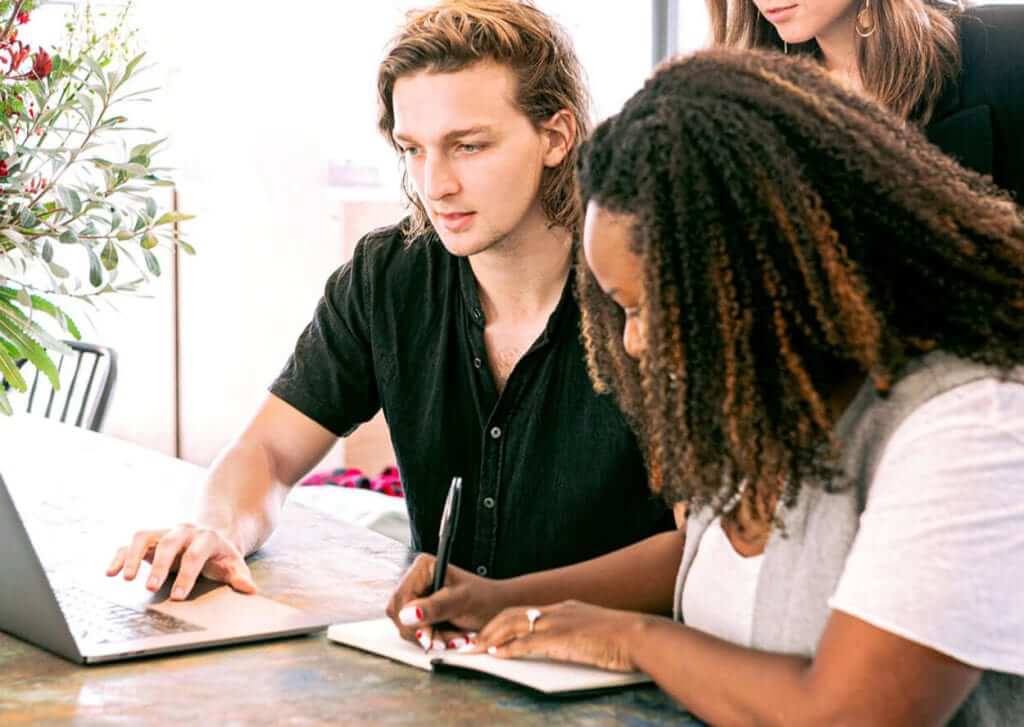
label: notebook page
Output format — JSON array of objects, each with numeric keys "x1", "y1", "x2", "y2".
[
  {"x1": 327, "y1": 617, "x2": 435, "y2": 671},
  {"x1": 439, "y1": 650, "x2": 651, "y2": 694},
  {"x1": 327, "y1": 618, "x2": 652, "y2": 694}
]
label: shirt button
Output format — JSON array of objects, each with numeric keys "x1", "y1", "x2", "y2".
[
  {"x1": 490, "y1": 426, "x2": 502, "y2": 439},
  {"x1": 476, "y1": 565, "x2": 488, "y2": 576},
  {"x1": 473, "y1": 357, "x2": 482, "y2": 369},
  {"x1": 483, "y1": 496, "x2": 496, "y2": 509}
]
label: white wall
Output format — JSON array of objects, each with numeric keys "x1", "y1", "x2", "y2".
[{"x1": 22, "y1": 2, "x2": 661, "y2": 466}]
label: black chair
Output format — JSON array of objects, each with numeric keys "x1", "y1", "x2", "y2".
[{"x1": 19, "y1": 341, "x2": 118, "y2": 432}]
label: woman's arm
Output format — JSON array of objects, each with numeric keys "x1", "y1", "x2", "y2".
[
  {"x1": 478, "y1": 604, "x2": 980, "y2": 727},
  {"x1": 633, "y1": 609, "x2": 979, "y2": 727},
  {"x1": 500, "y1": 527, "x2": 684, "y2": 614},
  {"x1": 386, "y1": 528, "x2": 684, "y2": 642}
]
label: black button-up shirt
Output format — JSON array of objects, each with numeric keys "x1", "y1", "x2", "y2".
[{"x1": 271, "y1": 223, "x2": 673, "y2": 578}]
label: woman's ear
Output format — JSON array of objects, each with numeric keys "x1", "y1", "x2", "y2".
[{"x1": 540, "y1": 109, "x2": 576, "y2": 168}]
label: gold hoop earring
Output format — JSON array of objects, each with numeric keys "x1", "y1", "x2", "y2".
[{"x1": 855, "y1": 0, "x2": 877, "y2": 38}]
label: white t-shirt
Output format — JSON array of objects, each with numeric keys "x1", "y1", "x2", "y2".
[
  {"x1": 684, "y1": 378, "x2": 1024, "y2": 675},
  {"x1": 830, "y1": 377, "x2": 1024, "y2": 674},
  {"x1": 682, "y1": 515, "x2": 764, "y2": 647}
]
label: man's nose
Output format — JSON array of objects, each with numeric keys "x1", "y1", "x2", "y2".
[{"x1": 424, "y1": 153, "x2": 459, "y2": 200}]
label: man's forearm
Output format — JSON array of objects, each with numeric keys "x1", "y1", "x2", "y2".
[
  {"x1": 498, "y1": 529, "x2": 684, "y2": 615},
  {"x1": 196, "y1": 439, "x2": 291, "y2": 556}
]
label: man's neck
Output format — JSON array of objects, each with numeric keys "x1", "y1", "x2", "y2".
[{"x1": 469, "y1": 207, "x2": 574, "y2": 324}]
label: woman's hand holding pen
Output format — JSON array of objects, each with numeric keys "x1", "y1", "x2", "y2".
[{"x1": 386, "y1": 553, "x2": 510, "y2": 652}]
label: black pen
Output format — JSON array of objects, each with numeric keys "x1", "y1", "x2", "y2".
[{"x1": 422, "y1": 475, "x2": 462, "y2": 651}]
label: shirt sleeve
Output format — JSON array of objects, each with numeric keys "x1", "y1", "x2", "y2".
[
  {"x1": 828, "y1": 378, "x2": 1024, "y2": 675},
  {"x1": 270, "y1": 236, "x2": 381, "y2": 437}
]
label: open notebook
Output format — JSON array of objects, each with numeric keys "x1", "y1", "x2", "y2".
[{"x1": 327, "y1": 617, "x2": 653, "y2": 695}]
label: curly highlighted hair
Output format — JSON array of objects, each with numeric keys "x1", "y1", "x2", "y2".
[
  {"x1": 576, "y1": 49, "x2": 1024, "y2": 512},
  {"x1": 377, "y1": 0, "x2": 591, "y2": 241}
]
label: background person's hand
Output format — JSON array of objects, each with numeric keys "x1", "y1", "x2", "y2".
[
  {"x1": 472, "y1": 600, "x2": 645, "y2": 673},
  {"x1": 385, "y1": 554, "x2": 508, "y2": 651},
  {"x1": 106, "y1": 524, "x2": 256, "y2": 600}
]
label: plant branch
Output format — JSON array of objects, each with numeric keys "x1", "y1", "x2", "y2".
[{"x1": 0, "y1": 1, "x2": 24, "y2": 62}]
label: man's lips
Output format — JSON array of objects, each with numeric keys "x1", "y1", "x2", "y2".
[{"x1": 436, "y1": 211, "x2": 475, "y2": 232}]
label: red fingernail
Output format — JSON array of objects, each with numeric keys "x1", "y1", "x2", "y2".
[
  {"x1": 416, "y1": 630, "x2": 422, "y2": 639},
  {"x1": 416, "y1": 607, "x2": 424, "y2": 621}
]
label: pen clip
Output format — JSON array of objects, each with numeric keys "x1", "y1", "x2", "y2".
[{"x1": 438, "y1": 476, "x2": 462, "y2": 540}]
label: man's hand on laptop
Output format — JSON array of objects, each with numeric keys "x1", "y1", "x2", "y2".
[{"x1": 106, "y1": 525, "x2": 257, "y2": 600}]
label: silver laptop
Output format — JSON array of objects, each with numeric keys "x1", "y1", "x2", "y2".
[{"x1": 0, "y1": 472, "x2": 331, "y2": 664}]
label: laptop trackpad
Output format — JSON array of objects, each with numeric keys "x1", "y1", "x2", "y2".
[{"x1": 146, "y1": 579, "x2": 303, "y2": 631}]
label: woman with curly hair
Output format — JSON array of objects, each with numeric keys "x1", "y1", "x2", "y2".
[
  {"x1": 389, "y1": 49, "x2": 1024, "y2": 725},
  {"x1": 710, "y1": 0, "x2": 1024, "y2": 203}
]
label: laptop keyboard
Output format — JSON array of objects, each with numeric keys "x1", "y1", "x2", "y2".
[{"x1": 55, "y1": 583, "x2": 204, "y2": 644}]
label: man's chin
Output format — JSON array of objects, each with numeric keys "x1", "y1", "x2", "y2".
[{"x1": 436, "y1": 232, "x2": 499, "y2": 258}]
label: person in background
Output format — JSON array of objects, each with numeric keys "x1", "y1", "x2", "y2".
[
  {"x1": 105, "y1": 0, "x2": 673, "y2": 636},
  {"x1": 709, "y1": 0, "x2": 1024, "y2": 202},
  {"x1": 391, "y1": 49, "x2": 1024, "y2": 725}
]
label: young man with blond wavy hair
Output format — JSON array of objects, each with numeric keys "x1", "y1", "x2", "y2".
[{"x1": 106, "y1": 1, "x2": 673, "y2": 621}]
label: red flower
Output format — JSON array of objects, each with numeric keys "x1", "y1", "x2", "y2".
[
  {"x1": 29, "y1": 48, "x2": 50, "y2": 79},
  {"x1": 9, "y1": 44, "x2": 29, "y2": 70},
  {"x1": 0, "y1": 161, "x2": 9, "y2": 178},
  {"x1": 16, "y1": 12, "x2": 29, "y2": 24}
]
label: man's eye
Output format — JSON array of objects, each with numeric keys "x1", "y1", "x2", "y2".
[
  {"x1": 458, "y1": 143, "x2": 482, "y2": 153},
  {"x1": 401, "y1": 146, "x2": 420, "y2": 157}
]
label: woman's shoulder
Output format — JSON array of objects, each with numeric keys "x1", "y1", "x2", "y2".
[{"x1": 890, "y1": 375, "x2": 1024, "y2": 446}]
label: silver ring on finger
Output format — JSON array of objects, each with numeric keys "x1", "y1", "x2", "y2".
[{"x1": 526, "y1": 608, "x2": 542, "y2": 634}]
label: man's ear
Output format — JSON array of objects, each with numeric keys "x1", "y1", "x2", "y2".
[{"x1": 540, "y1": 109, "x2": 576, "y2": 168}]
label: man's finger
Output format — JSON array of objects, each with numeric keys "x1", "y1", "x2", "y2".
[
  {"x1": 168, "y1": 538, "x2": 217, "y2": 600},
  {"x1": 106, "y1": 547, "x2": 127, "y2": 577},
  {"x1": 226, "y1": 560, "x2": 256, "y2": 594},
  {"x1": 122, "y1": 530, "x2": 162, "y2": 580},
  {"x1": 146, "y1": 529, "x2": 192, "y2": 592}
]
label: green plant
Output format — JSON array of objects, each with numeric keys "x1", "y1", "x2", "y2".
[{"x1": 0, "y1": 0, "x2": 191, "y2": 414}]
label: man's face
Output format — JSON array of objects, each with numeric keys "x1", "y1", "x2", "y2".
[{"x1": 392, "y1": 61, "x2": 564, "y2": 257}]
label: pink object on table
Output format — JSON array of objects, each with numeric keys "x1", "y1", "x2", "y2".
[{"x1": 301, "y1": 466, "x2": 404, "y2": 498}]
